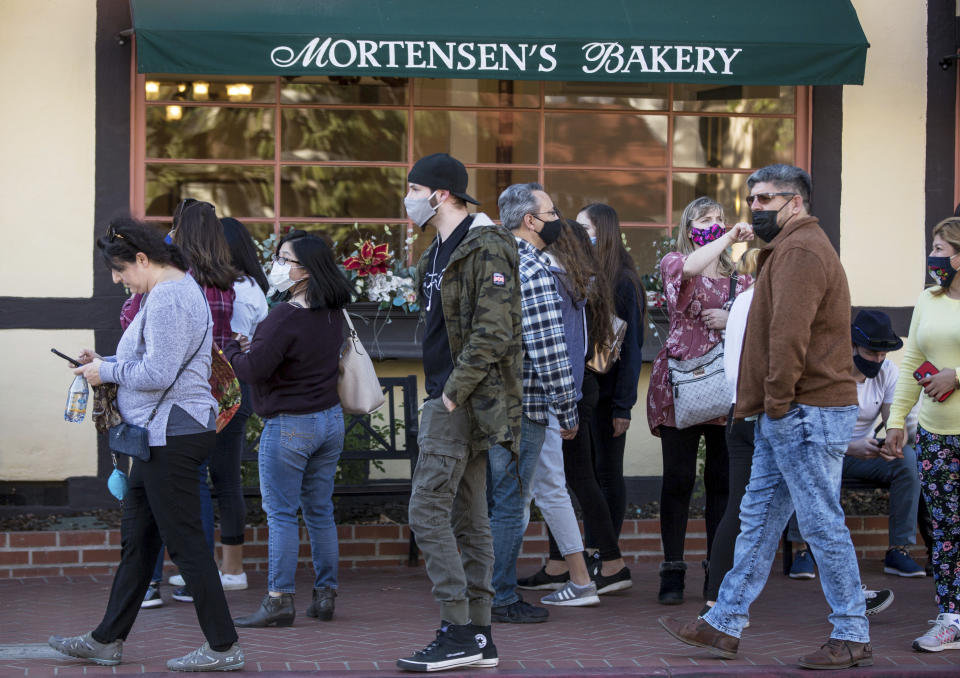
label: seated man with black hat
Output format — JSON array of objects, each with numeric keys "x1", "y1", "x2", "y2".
[{"x1": 788, "y1": 309, "x2": 924, "y2": 581}]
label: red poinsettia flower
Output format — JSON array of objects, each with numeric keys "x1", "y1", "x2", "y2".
[{"x1": 343, "y1": 240, "x2": 392, "y2": 277}]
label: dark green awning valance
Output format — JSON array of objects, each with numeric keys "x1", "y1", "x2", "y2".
[{"x1": 131, "y1": 0, "x2": 869, "y2": 85}]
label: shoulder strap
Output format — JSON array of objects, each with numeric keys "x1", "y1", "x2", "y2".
[
  {"x1": 728, "y1": 274, "x2": 739, "y2": 303},
  {"x1": 144, "y1": 306, "x2": 210, "y2": 426}
]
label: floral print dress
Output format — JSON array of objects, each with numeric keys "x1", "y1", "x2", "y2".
[{"x1": 646, "y1": 251, "x2": 752, "y2": 435}]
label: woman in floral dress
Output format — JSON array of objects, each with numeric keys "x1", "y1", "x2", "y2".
[{"x1": 646, "y1": 197, "x2": 753, "y2": 605}]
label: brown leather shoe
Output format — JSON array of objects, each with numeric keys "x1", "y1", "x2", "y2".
[
  {"x1": 798, "y1": 638, "x2": 873, "y2": 669},
  {"x1": 658, "y1": 616, "x2": 739, "y2": 659}
]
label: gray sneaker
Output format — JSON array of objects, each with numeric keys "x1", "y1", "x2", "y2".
[
  {"x1": 541, "y1": 580, "x2": 600, "y2": 607},
  {"x1": 48, "y1": 632, "x2": 122, "y2": 666},
  {"x1": 166, "y1": 642, "x2": 244, "y2": 672}
]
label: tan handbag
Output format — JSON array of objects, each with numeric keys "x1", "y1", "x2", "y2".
[
  {"x1": 586, "y1": 314, "x2": 628, "y2": 375},
  {"x1": 337, "y1": 309, "x2": 386, "y2": 415}
]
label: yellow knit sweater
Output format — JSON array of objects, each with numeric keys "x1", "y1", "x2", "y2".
[{"x1": 888, "y1": 287, "x2": 960, "y2": 435}]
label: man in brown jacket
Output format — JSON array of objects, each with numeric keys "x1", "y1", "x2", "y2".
[{"x1": 660, "y1": 164, "x2": 871, "y2": 670}]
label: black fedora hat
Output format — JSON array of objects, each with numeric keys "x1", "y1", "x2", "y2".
[
  {"x1": 407, "y1": 153, "x2": 479, "y2": 205},
  {"x1": 851, "y1": 310, "x2": 903, "y2": 351}
]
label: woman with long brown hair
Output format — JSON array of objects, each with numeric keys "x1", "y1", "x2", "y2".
[
  {"x1": 575, "y1": 203, "x2": 645, "y2": 590},
  {"x1": 520, "y1": 218, "x2": 633, "y2": 600}
]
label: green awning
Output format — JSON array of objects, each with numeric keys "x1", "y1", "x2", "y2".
[{"x1": 131, "y1": 0, "x2": 869, "y2": 85}]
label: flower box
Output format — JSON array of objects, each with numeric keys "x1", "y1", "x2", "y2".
[{"x1": 347, "y1": 302, "x2": 422, "y2": 360}]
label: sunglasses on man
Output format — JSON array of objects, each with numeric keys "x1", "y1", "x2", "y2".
[{"x1": 746, "y1": 192, "x2": 796, "y2": 207}]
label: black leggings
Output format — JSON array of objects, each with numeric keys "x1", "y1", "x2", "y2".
[
  {"x1": 547, "y1": 373, "x2": 622, "y2": 562},
  {"x1": 659, "y1": 424, "x2": 729, "y2": 562},
  {"x1": 209, "y1": 382, "x2": 251, "y2": 545},
  {"x1": 94, "y1": 431, "x2": 237, "y2": 649},
  {"x1": 705, "y1": 410, "x2": 754, "y2": 600},
  {"x1": 590, "y1": 397, "x2": 628, "y2": 541}
]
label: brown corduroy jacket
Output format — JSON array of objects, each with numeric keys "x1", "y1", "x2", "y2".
[{"x1": 734, "y1": 215, "x2": 857, "y2": 419}]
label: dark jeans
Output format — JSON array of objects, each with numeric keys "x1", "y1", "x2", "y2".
[
  {"x1": 706, "y1": 409, "x2": 754, "y2": 600},
  {"x1": 548, "y1": 372, "x2": 622, "y2": 562},
  {"x1": 94, "y1": 431, "x2": 237, "y2": 649},
  {"x1": 590, "y1": 396, "x2": 628, "y2": 541},
  {"x1": 210, "y1": 381, "x2": 252, "y2": 545},
  {"x1": 659, "y1": 424, "x2": 729, "y2": 562}
]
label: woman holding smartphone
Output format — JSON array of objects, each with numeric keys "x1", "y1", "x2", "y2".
[{"x1": 886, "y1": 216, "x2": 960, "y2": 653}]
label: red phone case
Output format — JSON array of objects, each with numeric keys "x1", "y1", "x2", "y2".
[{"x1": 914, "y1": 361, "x2": 954, "y2": 402}]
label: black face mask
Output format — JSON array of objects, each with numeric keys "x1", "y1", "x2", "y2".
[
  {"x1": 750, "y1": 198, "x2": 795, "y2": 242},
  {"x1": 853, "y1": 353, "x2": 882, "y2": 379},
  {"x1": 538, "y1": 218, "x2": 563, "y2": 247}
]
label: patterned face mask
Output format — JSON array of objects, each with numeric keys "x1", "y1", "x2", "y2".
[
  {"x1": 689, "y1": 223, "x2": 726, "y2": 247},
  {"x1": 927, "y1": 255, "x2": 958, "y2": 288}
]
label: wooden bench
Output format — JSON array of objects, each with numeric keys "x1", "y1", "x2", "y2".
[{"x1": 239, "y1": 375, "x2": 421, "y2": 565}]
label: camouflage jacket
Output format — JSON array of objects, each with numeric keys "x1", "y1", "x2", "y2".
[{"x1": 415, "y1": 213, "x2": 522, "y2": 452}]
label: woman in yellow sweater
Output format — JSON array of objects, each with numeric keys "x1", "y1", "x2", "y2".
[{"x1": 886, "y1": 216, "x2": 960, "y2": 653}]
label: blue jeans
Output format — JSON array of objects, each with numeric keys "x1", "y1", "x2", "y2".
[
  {"x1": 487, "y1": 415, "x2": 546, "y2": 607},
  {"x1": 259, "y1": 406, "x2": 344, "y2": 593},
  {"x1": 705, "y1": 404, "x2": 869, "y2": 643},
  {"x1": 151, "y1": 459, "x2": 214, "y2": 583},
  {"x1": 787, "y1": 444, "x2": 921, "y2": 546}
]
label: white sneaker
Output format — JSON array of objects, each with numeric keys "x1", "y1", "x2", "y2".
[
  {"x1": 540, "y1": 580, "x2": 600, "y2": 607},
  {"x1": 220, "y1": 571, "x2": 248, "y2": 591},
  {"x1": 913, "y1": 614, "x2": 960, "y2": 652},
  {"x1": 167, "y1": 573, "x2": 185, "y2": 587}
]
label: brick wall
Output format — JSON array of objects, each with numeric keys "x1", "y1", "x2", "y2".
[{"x1": 0, "y1": 517, "x2": 914, "y2": 579}]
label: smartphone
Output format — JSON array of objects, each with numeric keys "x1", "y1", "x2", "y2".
[
  {"x1": 914, "y1": 360, "x2": 954, "y2": 402},
  {"x1": 51, "y1": 348, "x2": 82, "y2": 368}
]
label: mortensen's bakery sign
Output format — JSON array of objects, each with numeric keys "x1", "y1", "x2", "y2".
[{"x1": 269, "y1": 37, "x2": 744, "y2": 78}]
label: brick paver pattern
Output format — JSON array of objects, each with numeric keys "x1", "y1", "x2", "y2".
[{"x1": 0, "y1": 561, "x2": 955, "y2": 676}]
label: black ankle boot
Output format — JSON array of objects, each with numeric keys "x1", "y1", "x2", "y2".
[
  {"x1": 233, "y1": 593, "x2": 295, "y2": 627},
  {"x1": 658, "y1": 561, "x2": 687, "y2": 605},
  {"x1": 306, "y1": 587, "x2": 336, "y2": 621}
]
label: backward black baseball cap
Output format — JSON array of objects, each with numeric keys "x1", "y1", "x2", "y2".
[{"x1": 407, "y1": 153, "x2": 479, "y2": 205}]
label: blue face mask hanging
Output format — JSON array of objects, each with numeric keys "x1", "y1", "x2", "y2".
[{"x1": 107, "y1": 468, "x2": 129, "y2": 501}]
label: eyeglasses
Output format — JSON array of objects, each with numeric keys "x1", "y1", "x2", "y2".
[
  {"x1": 853, "y1": 326, "x2": 900, "y2": 350},
  {"x1": 746, "y1": 192, "x2": 796, "y2": 206},
  {"x1": 271, "y1": 254, "x2": 301, "y2": 266},
  {"x1": 529, "y1": 209, "x2": 560, "y2": 221}
]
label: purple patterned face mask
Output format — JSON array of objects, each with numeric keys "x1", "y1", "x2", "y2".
[{"x1": 689, "y1": 223, "x2": 726, "y2": 247}]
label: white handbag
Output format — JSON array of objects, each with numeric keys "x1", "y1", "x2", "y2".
[{"x1": 337, "y1": 310, "x2": 386, "y2": 415}]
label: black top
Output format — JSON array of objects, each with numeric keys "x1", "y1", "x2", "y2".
[
  {"x1": 422, "y1": 215, "x2": 472, "y2": 400},
  {"x1": 597, "y1": 273, "x2": 645, "y2": 419},
  {"x1": 223, "y1": 303, "x2": 343, "y2": 419}
]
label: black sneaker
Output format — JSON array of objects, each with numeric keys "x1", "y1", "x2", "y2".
[
  {"x1": 863, "y1": 586, "x2": 894, "y2": 616},
  {"x1": 440, "y1": 621, "x2": 498, "y2": 668},
  {"x1": 141, "y1": 583, "x2": 163, "y2": 609},
  {"x1": 172, "y1": 586, "x2": 193, "y2": 603},
  {"x1": 592, "y1": 565, "x2": 633, "y2": 594},
  {"x1": 517, "y1": 565, "x2": 569, "y2": 591},
  {"x1": 396, "y1": 624, "x2": 482, "y2": 672},
  {"x1": 490, "y1": 599, "x2": 549, "y2": 623}
]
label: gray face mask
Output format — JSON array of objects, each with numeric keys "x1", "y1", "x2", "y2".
[{"x1": 404, "y1": 191, "x2": 439, "y2": 230}]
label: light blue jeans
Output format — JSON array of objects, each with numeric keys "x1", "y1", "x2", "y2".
[
  {"x1": 487, "y1": 415, "x2": 546, "y2": 607},
  {"x1": 259, "y1": 406, "x2": 344, "y2": 593},
  {"x1": 706, "y1": 404, "x2": 869, "y2": 643}
]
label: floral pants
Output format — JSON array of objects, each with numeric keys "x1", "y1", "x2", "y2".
[{"x1": 916, "y1": 426, "x2": 960, "y2": 613}]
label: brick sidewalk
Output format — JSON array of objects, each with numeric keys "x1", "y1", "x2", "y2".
[{"x1": 0, "y1": 560, "x2": 955, "y2": 677}]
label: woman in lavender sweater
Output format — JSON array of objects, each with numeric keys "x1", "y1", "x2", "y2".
[{"x1": 48, "y1": 219, "x2": 242, "y2": 672}]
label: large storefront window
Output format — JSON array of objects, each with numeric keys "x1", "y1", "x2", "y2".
[{"x1": 134, "y1": 76, "x2": 807, "y2": 273}]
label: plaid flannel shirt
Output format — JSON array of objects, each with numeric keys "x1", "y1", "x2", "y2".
[
  {"x1": 515, "y1": 238, "x2": 579, "y2": 430},
  {"x1": 120, "y1": 278, "x2": 235, "y2": 348}
]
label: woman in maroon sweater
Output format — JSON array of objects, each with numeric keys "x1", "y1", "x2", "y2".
[{"x1": 224, "y1": 231, "x2": 353, "y2": 627}]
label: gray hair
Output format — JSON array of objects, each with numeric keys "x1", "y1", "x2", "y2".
[
  {"x1": 746, "y1": 164, "x2": 812, "y2": 210},
  {"x1": 498, "y1": 182, "x2": 544, "y2": 230}
]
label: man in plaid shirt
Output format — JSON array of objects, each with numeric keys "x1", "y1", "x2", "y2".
[{"x1": 488, "y1": 183, "x2": 579, "y2": 624}]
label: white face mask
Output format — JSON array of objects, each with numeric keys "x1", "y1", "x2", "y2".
[
  {"x1": 268, "y1": 260, "x2": 298, "y2": 294},
  {"x1": 404, "y1": 191, "x2": 439, "y2": 229}
]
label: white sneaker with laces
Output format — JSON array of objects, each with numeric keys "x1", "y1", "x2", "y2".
[
  {"x1": 541, "y1": 580, "x2": 600, "y2": 607},
  {"x1": 220, "y1": 572, "x2": 248, "y2": 591},
  {"x1": 168, "y1": 573, "x2": 185, "y2": 587},
  {"x1": 913, "y1": 614, "x2": 960, "y2": 652}
]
